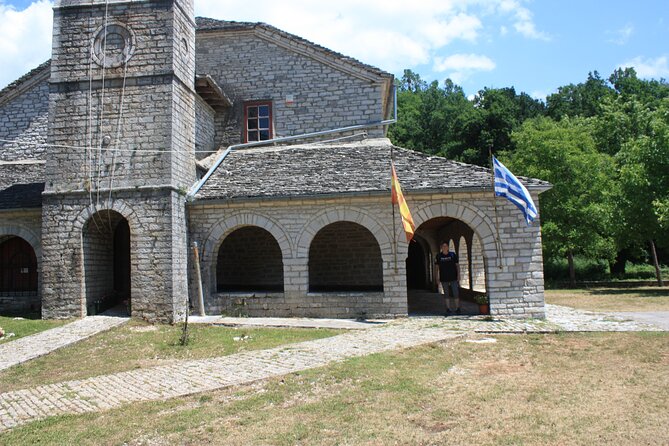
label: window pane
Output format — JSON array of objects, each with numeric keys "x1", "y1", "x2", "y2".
[
  {"x1": 248, "y1": 118, "x2": 258, "y2": 130},
  {"x1": 259, "y1": 105, "x2": 269, "y2": 116},
  {"x1": 248, "y1": 131, "x2": 259, "y2": 141},
  {"x1": 259, "y1": 118, "x2": 269, "y2": 129},
  {"x1": 259, "y1": 130, "x2": 270, "y2": 140},
  {"x1": 248, "y1": 106, "x2": 258, "y2": 118}
]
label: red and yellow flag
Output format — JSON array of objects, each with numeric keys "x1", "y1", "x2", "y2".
[{"x1": 391, "y1": 162, "x2": 416, "y2": 242}]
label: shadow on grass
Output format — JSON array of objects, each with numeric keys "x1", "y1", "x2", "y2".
[{"x1": 589, "y1": 288, "x2": 669, "y2": 297}]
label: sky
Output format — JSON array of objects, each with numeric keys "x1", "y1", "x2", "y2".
[{"x1": 1, "y1": 0, "x2": 668, "y2": 99}]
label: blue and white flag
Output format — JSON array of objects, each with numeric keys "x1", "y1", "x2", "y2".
[{"x1": 492, "y1": 156, "x2": 537, "y2": 226}]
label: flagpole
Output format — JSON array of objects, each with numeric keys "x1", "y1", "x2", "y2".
[
  {"x1": 489, "y1": 147, "x2": 504, "y2": 270},
  {"x1": 391, "y1": 146, "x2": 398, "y2": 272}
]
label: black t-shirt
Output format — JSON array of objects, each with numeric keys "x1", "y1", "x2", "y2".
[{"x1": 435, "y1": 251, "x2": 459, "y2": 282}]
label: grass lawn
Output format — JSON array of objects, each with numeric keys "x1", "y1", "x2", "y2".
[
  {"x1": 545, "y1": 286, "x2": 669, "y2": 312},
  {"x1": 0, "y1": 321, "x2": 341, "y2": 393},
  {"x1": 1, "y1": 332, "x2": 666, "y2": 445},
  {"x1": 0, "y1": 316, "x2": 67, "y2": 343}
]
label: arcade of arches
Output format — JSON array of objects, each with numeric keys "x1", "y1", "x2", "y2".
[{"x1": 406, "y1": 217, "x2": 487, "y2": 315}]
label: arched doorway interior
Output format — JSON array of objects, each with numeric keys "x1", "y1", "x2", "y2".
[
  {"x1": 309, "y1": 221, "x2": 383, "y2": 292},
  {"x1": 0, "y1": 236, "x2": 39, "y2": 315},
  {"x1": 406, "y1": 217, "x2": 487, "y2": 315},
  {"x1": 83, "y1": 211, "x2": 131, "y2": 315},
  {"x1": 216, "y1": 226, "x2": 284, "y2": 292}
]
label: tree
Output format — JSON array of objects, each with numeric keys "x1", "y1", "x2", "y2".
[
  {"x1": 614, "y1": 99, "x2": 669, "y2": 286},
  {"x1": 506, "y1": 116, "x2": 616, "y2": 285},
  {"x1": 546, "y1": 71, "x2": 613, "y2": 119}
]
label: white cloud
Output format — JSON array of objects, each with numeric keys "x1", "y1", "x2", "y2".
[
  {"x1": 496, "y1": 0, "x2": 550, "y2": 40},
  {"x1": 433, "y1": 53, "x2": 496, "y2": 83},
  {"x1": 607, "y1": 24, "x2": 634, "y2": 45},
  {"x1": 619, "y1": 55, "x2": 669, "y2": 79},
  {"x1": 0, "y1": 0, "x2": 549, "y2": 89},
  {"x1": 0, "y1": 1, "x2": 53, "y2": 89}
]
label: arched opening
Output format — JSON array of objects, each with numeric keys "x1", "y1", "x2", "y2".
[
  {"x1": 406, "y1": 217, "x2": 487, "y2": 315},
  {"x1": 216, "y1": 226, "x2": 284, "y2": 292},
  {"x1": 309, "y1": 221, "x2": 383, "y2": 292},
  {"x1": 0, "y1": 236, "x2": 39, "y2": 315},
  {"x1": 406, "y1": 235, "x2": 431, "y2": 290},
  {"x1": 83, "y1": 211, "x2": 131, "y2": 315}
]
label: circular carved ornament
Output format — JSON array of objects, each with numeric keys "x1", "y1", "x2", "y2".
[{"x1": 92, "y1": 23, "x2": 135, "y2": 68}]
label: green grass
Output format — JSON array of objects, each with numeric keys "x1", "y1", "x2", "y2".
[
  {"x1": 545, "y1": 287, "x2": 669, "y2": 311},
  {"x1": 1, "y1": 332, "x2": 667, "y2": 445},
  {"x1": 0, "y1": 316, "x2": 67, "y2": 343},
  {"x1": 0, "y1": 321, "x2": 342, "y2": 392}
]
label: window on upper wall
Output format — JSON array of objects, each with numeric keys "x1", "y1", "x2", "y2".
[{"x1": 244, "y1": 101, "x2": 273, "y2": 143}]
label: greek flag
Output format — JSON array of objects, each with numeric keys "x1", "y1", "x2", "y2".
[{"x1": 492, "y1": 156, "x2": 537, "y2": 226}]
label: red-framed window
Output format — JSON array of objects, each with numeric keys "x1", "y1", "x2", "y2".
[{"x1": 244, "y1": 101, "x2": 273, "y2": 143}]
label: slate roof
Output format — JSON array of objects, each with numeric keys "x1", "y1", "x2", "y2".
[
  {"x1": 0, "y1": 60, "x2": 50, "y2": 103},
  {"x1": 194, "y1": 138, "x2": 550, "y2": 202},
  {"x1": 0, "y1": 162, "x2": 45, "y2": 210},
  {"x1": 195, "y1": 17, "x2": 393, "y2": 81}
]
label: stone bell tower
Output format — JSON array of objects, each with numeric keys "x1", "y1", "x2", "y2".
[{"x1": 42, "y1": 0, "x2": 196, "y2": 322}]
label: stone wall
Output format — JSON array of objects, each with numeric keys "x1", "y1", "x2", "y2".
[
  {"x1": 187, "y1": 191, "x2": 547, "y2": 319},
  {"x1": 41, "y1": 190, "x2": 188, "y2": 321},
  {"x1": 0, "y1": 77, "x2": 49, "y2": 162},
  {"x1": 194, "y1": 94, "x2": 216, "y2": 159},
  {"x1": 195, "y1": 31, "x2": 388, "y2": 148},
  {"x1": 41, "y1": 0, "x2": 195, "y2": 322}
]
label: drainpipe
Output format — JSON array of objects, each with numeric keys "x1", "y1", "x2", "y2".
[{"x1": 186, "y1": 86, "x2": 397, "y2": 201}]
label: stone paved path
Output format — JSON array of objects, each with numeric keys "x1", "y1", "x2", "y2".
[
  {"x1": 0, "y1": 315, "x2": 129, "y2": 372},
  {"x1": 1, "y1": 304, "x2": 666, "y2": 432},
  {"x1": 0, "y1": 323, "x2": 463, "y2": 432},
  {"x1": 189, "y1": 315, "x2": 388, "y2": 330}
]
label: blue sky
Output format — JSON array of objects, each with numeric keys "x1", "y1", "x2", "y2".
[{"x1": 1, "y1": 0, "x2": 668, "y2": 99}]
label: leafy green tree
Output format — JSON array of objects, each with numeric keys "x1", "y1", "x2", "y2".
[
  {"x1": 505, "y1": 116, "x2": 616, "y2": 285},
  {"x1": 614, "y1": 99, "x2": 669, "y2": 285},
  {"x1": 546, "y1": 71, "x2": 613, "y2": 119}
]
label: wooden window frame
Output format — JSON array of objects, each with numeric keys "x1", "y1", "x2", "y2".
[{"x1": 243, "y1": 100, "x2": 273, "y2": 143}]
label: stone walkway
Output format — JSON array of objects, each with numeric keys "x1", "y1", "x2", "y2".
[
  {"x1": 189, "y1": 315, "x2": 388, "y2": 330},
  {"x1": 0, "y1": 323, "x2": 463, "y2": 432},
  {"x1": 0, "y1": 315, "x2": 129, "y2": 372},
  {"x1": 0, "y1": 304, "x2": 666, "y2": 432}
]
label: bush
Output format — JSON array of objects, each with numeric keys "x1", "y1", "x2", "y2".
[
  {"x1": 544, "y1": 256, "x2": 669, "y2": 283},
  {"x1": 544, "y1": 257, "x2": 609, "y2": 281}
]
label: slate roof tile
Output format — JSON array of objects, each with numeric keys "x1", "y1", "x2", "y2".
[
  {"x1": 0, "y1": 162, "x2": 45, "y2": 210},
  {"x1": 195, "y1": 138, "x2": 550, "y2": 202}
]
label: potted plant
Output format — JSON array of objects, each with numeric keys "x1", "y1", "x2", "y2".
[{"x1": 474, "y1": 294, "x2": 490, "y2": 315}]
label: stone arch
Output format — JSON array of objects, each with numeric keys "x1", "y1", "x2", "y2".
[
  {"x1": 402, "y1": 201, "x2": 498, "y2": 264},
  {"x1": 202, "y1": 211, "x2": 292, "y2": 266},
  {"x1": 216, "y1": 226, "x2": 284, "y2": 292},
  {"x1": 202, "y1": 212, "x2": 291, "y2": 296},
  {"x1": 0, "y1": 224, "x2": 41, "y2": 260},
  {"x1": 296, "y1": 207, "x2": 392, "y2": 259},
  {"x1": 72, "y1": 199, "x2": 142, "y2": 237},
  {"x1": 0, "y1": 224, "x2": 42, "y2": 314}
]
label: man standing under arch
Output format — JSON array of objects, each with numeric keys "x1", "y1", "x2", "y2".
[{"x1": 435, "y1": 241, "x2": 461, "y2": 315}]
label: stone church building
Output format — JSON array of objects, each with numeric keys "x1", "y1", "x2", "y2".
[{"x1": 0, "y1": 0, "x2": 550, "y2": 322}]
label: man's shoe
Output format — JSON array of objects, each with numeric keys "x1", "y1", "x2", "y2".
[{"x1": 455, "y1": 308, "x2": 462, "y2": 314}]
